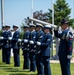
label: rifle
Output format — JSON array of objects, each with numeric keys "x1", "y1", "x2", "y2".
[{"x1": 27, "y1": 17, "x2": 57, "y2": 28}]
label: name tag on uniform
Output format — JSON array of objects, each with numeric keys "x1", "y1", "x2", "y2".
[
  {"x1": 27, "y1": 36, "x2": 29, "y2": 38},
  {"x1": 34, "y1": 45, "x2": 36, "y2": 48},
  {"x1": 47, "y1": 39, "x2": 50, "y2": 41},
  {"x1": 33, "y1": 36, "x2": 35, "y2": 38},
  {"x1": 40, "y1": 36, "x2": 43, "y2": 38}
]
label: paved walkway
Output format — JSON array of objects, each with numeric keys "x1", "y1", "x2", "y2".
[{"x1": 50, "y1": 58, "x2": 74, "y2": 63}]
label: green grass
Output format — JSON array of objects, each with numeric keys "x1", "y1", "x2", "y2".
[{"x1": 0, "y1": 50, "x2": 74, "y2": 75}]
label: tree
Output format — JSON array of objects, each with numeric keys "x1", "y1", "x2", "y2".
[
  {"x1": 47, "y1": 0, "x2": 74, "y2": 26},
  {"x1": 33, "y1": 10, "x2": 49, "y2": 23},
  {"x1": 69, "y1": 19, "x2": 74, "y2": 28}
]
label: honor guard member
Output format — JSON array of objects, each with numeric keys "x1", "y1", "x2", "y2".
[
  {"x1": 0, "y1": 26, "x2": 6, "y2": 49},
  {"x1": 35, "y1": 23, "x2": 44, "y2": 75},
  {"x1": 1, "y1": 25, "x2": 6, "y2": 62},
  {"x1": 37, "y1": 25, "x2": 52, "y2": 75},
  {"x1": 12, "y1": 25, "x2": 20, "y2": 67},
  {"x1": 10, "y1": 28, "x2": 14, "y2": 57},
  {"x1": 54, "y1": 19, "x2": 73, "y2": 75},
  {"x1": 22, "y1": 25, "x2": 30, "y2": 69},
  {"x1": 29, "y1": 24, "x2": 36, "y2": 72},
  {"x1": 3, "y1": 24, "x2": 12, "y2": 64}
]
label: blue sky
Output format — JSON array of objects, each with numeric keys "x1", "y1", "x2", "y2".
[{"x1": 0, "y1": 0, "x2": 74, "y2": 29}]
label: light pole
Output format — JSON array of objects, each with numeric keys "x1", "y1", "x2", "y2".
[{"x1": 1, "y1": 0, "x2": 4, "y2": 30}]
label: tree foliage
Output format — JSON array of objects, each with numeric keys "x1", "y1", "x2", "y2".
[
  {"x1": 33, "y1": 10, "x2": 49, "y2": 23},
  {"x1": 47, "y1": 0, "x2": 74, "y2": 27},
  {"x1": 33, "y1": 0, "x2": 74, "y2": 28}
]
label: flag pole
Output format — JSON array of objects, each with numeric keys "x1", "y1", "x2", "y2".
[
  {"x1": 51, "y1": 0, "x2": 54, "y2": 57},
  {"x1": 31, "y1": 0, "x2": 33, "y2": 24},
  {"x1": 52, "y1": 0, "x2": 54, "y2": 26},
  {"x1": 52, "y1": 0, "x2": 59, "y2": 59},
  {"x1": 1, "y1": 0, "x2": 4, "y2": 30}
]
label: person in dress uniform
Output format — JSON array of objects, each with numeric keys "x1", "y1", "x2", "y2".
[
  {"x1": 35, "y1": 23, "x2": 44, "y2": 75},
  {"x1": 12, "y1": 25, "x2": 21, "y2": 67},
  {"x1": 3, "y1": 24, "x2": 12, "y2": 64},
  {"x1": 1, "y1": 25, "x2": 6, "y2": 62},
  {"x1": 37, "y1": 25, "x2": 52, "y2": 75},
  {"x1": 54, "y1": 19, "x2": 73, "y2": 75},
  {"x1": 10, "y1": 29, "x2": 14, "y2": 57},
  {"x1": 22, "y1": 25, "x2": 30, "y2": 69},
  {"x1": 29, "y1": 24, "x2": 36, "y2": 72}
]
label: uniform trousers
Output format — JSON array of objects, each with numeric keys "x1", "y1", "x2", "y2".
[
  {"x1": 36, "y1": 54, "x2": 44, "y2": 75},
  {"x1": 29, "y1": 52, "x2": 36, "y2": 72},
  {"x1": 59, "y1": 56, "x2": 71, "y2": 75},
  {"x1": 23, "y1": 51, "x2": 29, "y2": 69},
  {"x1": 13, "y1": 49, "x2": 20, "y2": 67},
  {"x1": 5, "y1": 48, "x2": 11, "y2": 64},
  {"x1": 2, "y1": 48, "x2": 6, "y2": 62},
  {"x1": 42, "y1": 56, "x2": 51, "y2": 75}
]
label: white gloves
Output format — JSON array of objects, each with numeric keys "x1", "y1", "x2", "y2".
[
  {"x1": 8, "y1": 37, "x2": 12, "y2": 40},
  {"x1": 0, "y1": 37, "x2": 4, "y2": 39},
  {"x1": 67, "y1": 55, "x2": 72, "y2": 59},
  {"x1": 24, "y1": 39, "x2": 28, "y2": 43},
  {"x1": 54, "y1": 26, "x2": 59, "y2": 31},
  {"x1": 29, "y1": 40, "x2": 34, "y2": 44},
  {"x1": 18, "y1": 39, "x2": 22, "y2": 42},
  {"x1": 37, "y1": 41, "x2": 41, "y2": 46}
]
